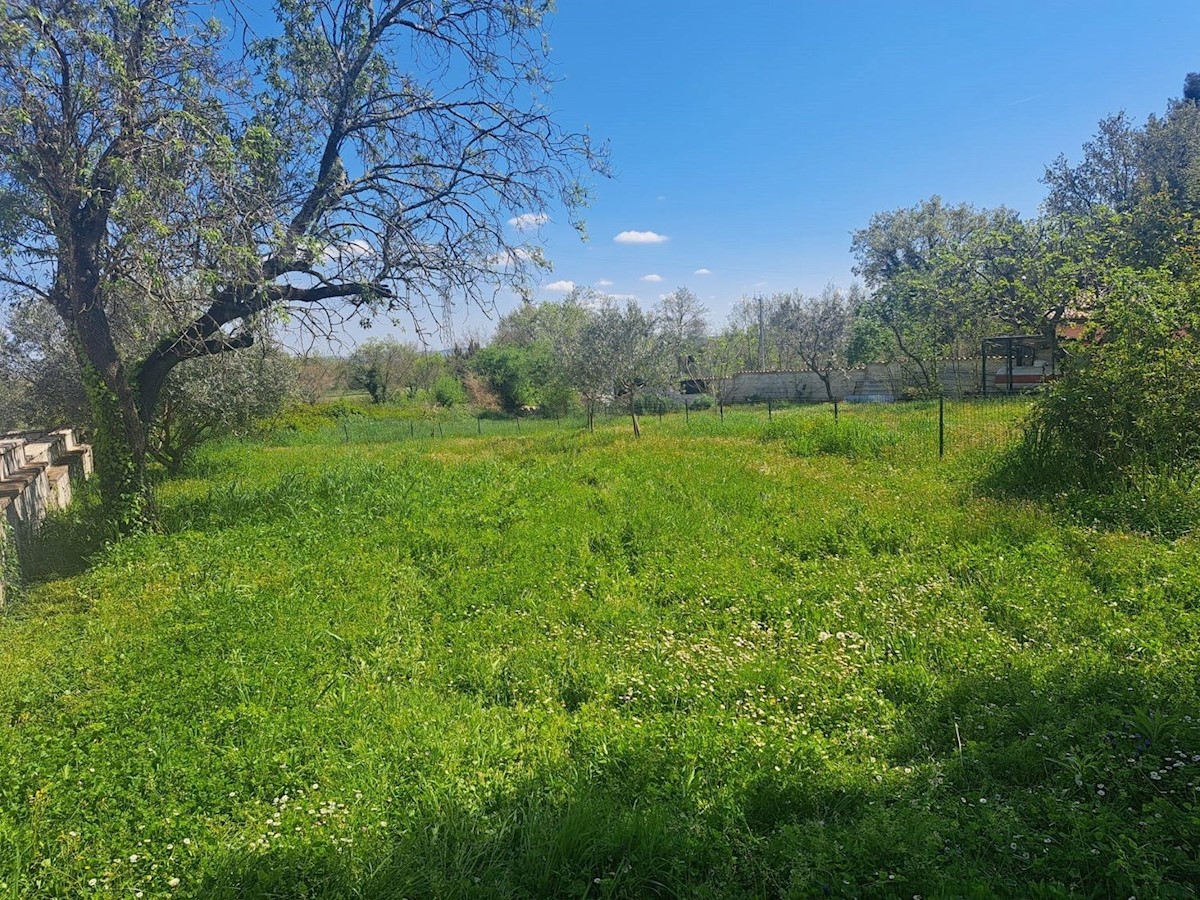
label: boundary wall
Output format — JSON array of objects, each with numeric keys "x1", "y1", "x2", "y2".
[{"x1": 721, "y1": 358, "x2": 1040, "y2": 403}]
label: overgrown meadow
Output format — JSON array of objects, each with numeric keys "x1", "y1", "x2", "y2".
[{"x1": 2, "y1": 403, "x2": 1199, "y2": 898}]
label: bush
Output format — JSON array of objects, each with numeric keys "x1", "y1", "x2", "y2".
[
  {"x1": 432, "y1": 373, "x2": 467, "y2": 407},
  {"x1": 685, "y1": 394, "x2": 713, "y2": 410},
  {"x1": 1019, "y1": 270, "x2": 1200, "y2": 490},
  {"x1": 537, "y1": 381, "x2": 579, "y2": 418},
  {"x1": 150, "y1": 348, "x2": 297, "y2": 474}
]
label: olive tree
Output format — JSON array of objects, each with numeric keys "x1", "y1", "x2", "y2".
[
  {"x1": 346, "y1": 338, "x2": 419, "y2": 405},
  {"x1": 0, "y1": 0, "x2": 603, "y2": 523},
  {"x1": 0, "y1": 299, "x2": 90, "y2": 433},
  {"x1": 655, "y1": 286, "x2": 708, "y2": 381},
  {"x1": 851, "y1": 197, "x2": 1011, "y2": 390},
  {"x1": 770, "y1": 284, "x2": 861, "y2": 403},
  {"x1": 151, "y1": 347, "x2": 296, "y2": 474},
  {"x1": 573, "y1": 298, "x2": 670, "y2": 438}
]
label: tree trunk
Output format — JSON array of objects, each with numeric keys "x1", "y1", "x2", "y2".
[
  {"x1": 818, "y1": 370, "x2": 836, "y2": 404},
  {"x1": 71, "y1": 312, "x2": 155, "y2": 527}
]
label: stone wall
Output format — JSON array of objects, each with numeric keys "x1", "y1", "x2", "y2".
[{"x1": 0, "y1": 428, "x2": 92, "y2": 606}]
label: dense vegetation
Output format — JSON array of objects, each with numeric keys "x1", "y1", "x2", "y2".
[{"x1": 3, "y1": 404, "x2": 1199, "y2": 898}]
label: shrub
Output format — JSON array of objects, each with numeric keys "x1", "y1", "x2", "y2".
[
  {"x1": 432, "y1": 373, "x2": 467, "y2": 407},
  {"x1": 1019, "y1": 269, "x2": 1200, "y2": 490},
  {"x1": 537, "y1": 381, "x2": 579, "y2": 418},
  {"x1": 149, "y1": 348, "x2": 297, "y2": 474}
]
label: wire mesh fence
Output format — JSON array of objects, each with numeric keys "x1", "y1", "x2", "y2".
[{"x1": 267, "y1": 393, "x2": 1035, "y2": 461}]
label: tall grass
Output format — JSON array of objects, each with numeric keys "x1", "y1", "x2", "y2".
[{"x1": 2, "y1": 401, "x2": 1198, "y2": 897}]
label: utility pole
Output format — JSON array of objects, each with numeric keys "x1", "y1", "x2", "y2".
[{"x1": 757, "y1": 295, "x2": 766, "y2": 370}]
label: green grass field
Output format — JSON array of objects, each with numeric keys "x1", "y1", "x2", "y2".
[{"x1": 2, "y1": 402, "x2": 1199, "y2": 898}]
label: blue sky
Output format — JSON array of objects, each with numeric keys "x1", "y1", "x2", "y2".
[{"x1": 379, "y1": 1, "x2": 1200, "y2": 344}]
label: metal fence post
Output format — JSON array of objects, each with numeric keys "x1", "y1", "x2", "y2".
[
  {"x1": 938, "y1": 395, "x2": 945, "y2": 459},
  {"x1": 768, "y1": 399, "x2": 773, "y2": 421},
  {"x1": 684, "y1": 400, "x2": 689, "y2": 425},
  {"x1": 833, "y1": 399, "x2": 839, "y2": 424}
]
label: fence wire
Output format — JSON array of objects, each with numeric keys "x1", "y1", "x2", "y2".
[{"x1": 269, "y1": 393, "x2": 1035, "y2": 461}]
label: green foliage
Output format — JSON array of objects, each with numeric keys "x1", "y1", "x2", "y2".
[
  {"x1": 851, "y1": 196, "x2": 1016, "y2": 384},
  {"x1": 79, "y1": 356, "x2": 147, "y2": 530},
  {"x1": 482, "y1": 297, "x2": 593, "y2": 415},
  {"x1": 1016, "y1": 269, "x2": 1200, "y2": 494},
  {"x1": 630, "y1": 394, "x2": 673, "y2": 416},
  {"x1": 151, "y1": 349, "x2": 297, "y2": 475},
  {"x1": 266, "y1": 400, "x2": 402, "y2": 434},
  {"x1": 432, "y1": 373, "x2": 467, "y2": 408},
  {"x1": 469, "y1": 344, "x2": 540, "y2": 411},
  {"x1": 0, "y1": 300, "x2": 91, "y2": 434},
  {"x1": 346, "y1": 339, "x2": 420, "y2": 405},
  {"x1": 0, "y1": 520, "x2": 20, "y2": 606}
]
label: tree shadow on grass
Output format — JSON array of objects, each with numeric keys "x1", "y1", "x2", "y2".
[
  {"x1": 974, "y1": 443, "x2": 1200, "y2": 540},
  {"x1": 14, "y1": 488, "x2": 114, "y2": 582},
  {"x1": 189, "y1": 651, "x2": 1200, "y2": 900},
  {"x1": 195, "y1": 783, "x2": 691, "y2": 900}
]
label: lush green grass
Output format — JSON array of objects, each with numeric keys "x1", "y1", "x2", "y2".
[{"x1": 2, "y1": 402, "x2": 1199, "y2": 898}]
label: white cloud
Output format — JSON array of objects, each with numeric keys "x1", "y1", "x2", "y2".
[
  {"x1": 487, "y1": 246, "x2": 537, "y2": 269},
  {"x1": 614, "y1": 230, "x2": 669, "y2": 245},
  {"x1": 321, "y1": 238, "x2": 374, "y2": 263},
  {"x1": 596, "y1": 278, "x2": 614, "y2": 287},
  {"x1": 694, "y1": 268, "x2": 712, "y2": 276},
  {"x1": 508, "y1": 212, "x2": 549, "y2": 231},
  {"x1": 544, "y1": 280, "x2": 575, "y2": 292},
  {"x1": 640, "y1": 274, "x2": 663, "y2": 283}
]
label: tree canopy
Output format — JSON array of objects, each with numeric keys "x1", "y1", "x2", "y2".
[{"x1": 0, "y1": 0, "x2": 603, "y2": 520}]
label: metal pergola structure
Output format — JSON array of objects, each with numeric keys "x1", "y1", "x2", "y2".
[{"x1": 980, "y1": 330, "x2": 1059, "y2": 395}]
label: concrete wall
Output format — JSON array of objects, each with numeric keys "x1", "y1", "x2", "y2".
[{"x1": 0, "y1": 428, "x2": 92, "y2": 607}]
